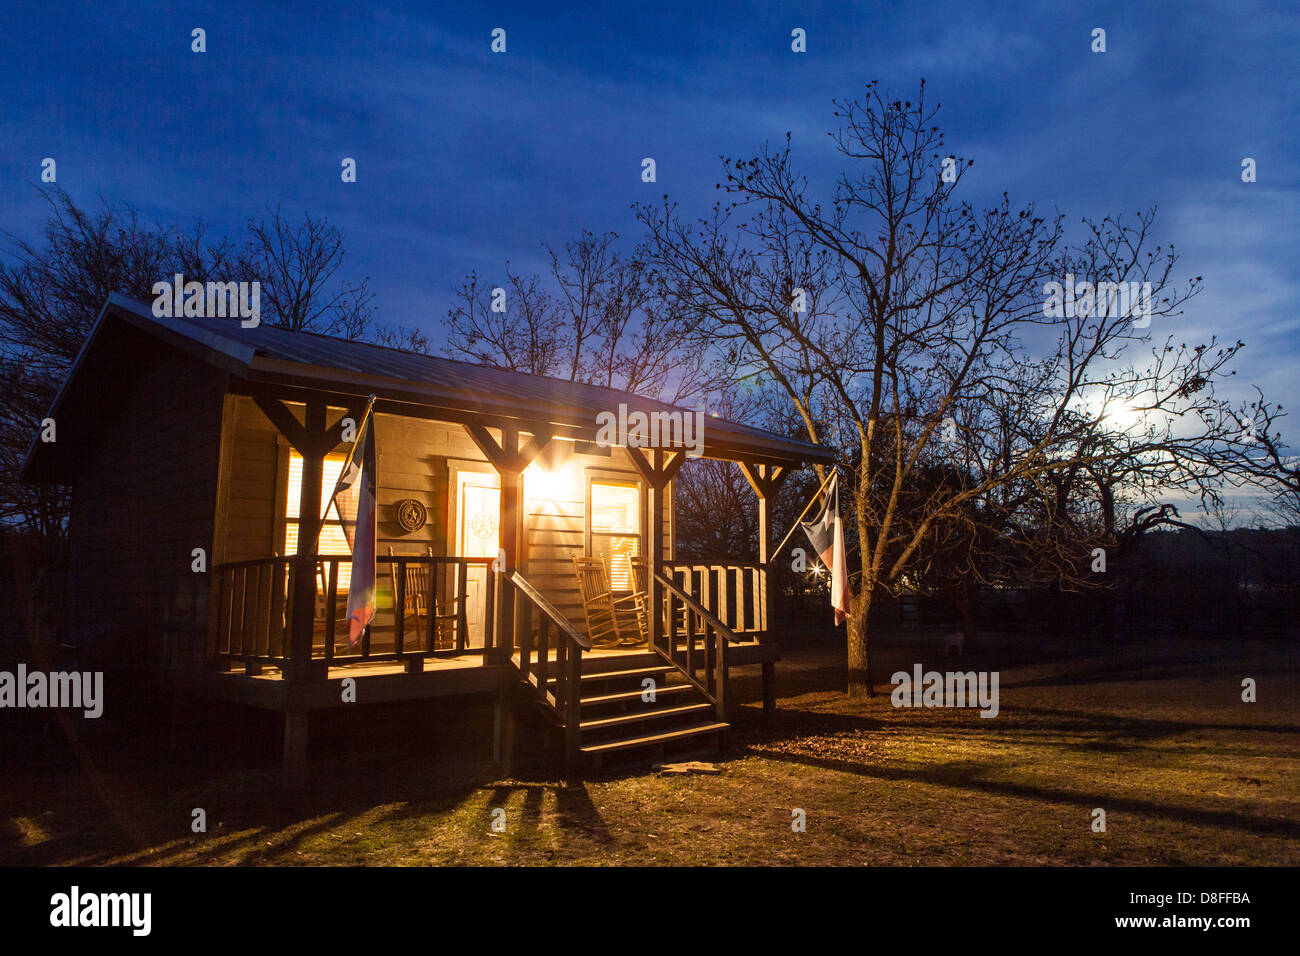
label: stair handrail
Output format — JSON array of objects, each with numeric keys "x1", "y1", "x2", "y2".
[
  {"x1": 511, "y1": 571, "x2": 591, "y2": 651},
  {"x1": 509, "y1": 571, "x2": 589, "y2": 770},
  {"x1": 652, "y1": 570, "x2": 740, "y2": 721}
]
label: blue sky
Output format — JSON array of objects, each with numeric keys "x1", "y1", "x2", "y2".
[{"x1": 1, "y1": 1, "x2": 1296, "y2": 426}]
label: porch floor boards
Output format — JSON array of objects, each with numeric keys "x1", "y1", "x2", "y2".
[{"x1": 202, "y1": 638, "x2": 777, "y2": 712}]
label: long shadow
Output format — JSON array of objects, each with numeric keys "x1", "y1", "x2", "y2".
[
  {"x1": 999, "y1": 664, "x2": 1296, "y2": 691},
  {"x1": 455, "y1": 779, "x2": 615, "y2": 846},
  {"x1": 554, "y1": 782, "x2": 615, "y2": 844},
  {"x1": 483, "y1": 782, "x2": 548, "y2": 829},
  {"x1": 996, "y1": 704, "x2": 1300, "y2": 739},
  {"x1": 736, "y1": 700, "x2": 1300, "y2": 748},
  {"x1": 6, "y1": 753, "x2": 497, "y2": 866},
  {"x1": 758, "y1": 747, "x2": 1300, "y2": 841},
  {"x1": 727, "y1": 706, "x2": 885, "y2": 747}
]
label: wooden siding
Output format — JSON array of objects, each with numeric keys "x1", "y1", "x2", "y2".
[{"x1": 65, "y1": 322, "x2": 226, "y2": 670}]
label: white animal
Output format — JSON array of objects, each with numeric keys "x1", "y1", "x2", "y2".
[{"x1": 943, "y1": 631, "x2": 965, "y2": 657}]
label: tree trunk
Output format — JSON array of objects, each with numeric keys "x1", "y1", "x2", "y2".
[
  {"x1": 847, "y1": 590, "x2": 874, "y2": 698},
  {"x1": 957, "y1": 586, "x2": 977, "y2": 654}
]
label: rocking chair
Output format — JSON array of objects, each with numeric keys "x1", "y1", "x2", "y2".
[{"x1": 571, "y1": 553, "x2": 648, "y2": 648}]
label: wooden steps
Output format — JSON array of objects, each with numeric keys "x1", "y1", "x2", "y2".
[
  {"x1": 517, "y1": 652, "x2": 728, "y2": 772},
  {"x1": 574, "y1": 664, "x2": 674, "y2": 683},
  {"x1": 581, "y1": 721, "x2": 729, "y2": 756},
  {"x1": 580, "y1": 683, "x2": 696, "y2": 706},
  {"x1": 580, "y1": 702, "x2": 713, "y2": 731}
]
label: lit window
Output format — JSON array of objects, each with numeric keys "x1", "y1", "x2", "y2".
[
  {"x1": 285, "y1": 451, "x2": 352, "y2": 589},
  {"x1": 591, "y1": 481, "x2": 639, "y2": 591}
]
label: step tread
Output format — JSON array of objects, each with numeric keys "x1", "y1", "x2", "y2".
[
  {"x1": 571, "y1": 665, "x2": 674, "y2": 682},
  {"x1": 580, "y1": 721, "x2": 729, "y2": 755},
  {"x1": 581, "y1": 684, "x2": 695, "y2": 706},
  {"x1": 580, "y1": 702, "x2": 714, "y2": 731}
]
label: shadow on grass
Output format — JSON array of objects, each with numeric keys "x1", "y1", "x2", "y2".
[
  {"x1": 733, "y1": 701, "x2": 1300, "y2": 758},
  {"x1": 5, "y1": 748, "x2": 622, "y2": 866},
  {"x1": 754, "y1": 744, "x2": 1300, "y2": 841}
]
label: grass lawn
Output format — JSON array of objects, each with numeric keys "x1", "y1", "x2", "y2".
[{"x1": 4, "y1": 630, "x2": 1298, "y2": 865}]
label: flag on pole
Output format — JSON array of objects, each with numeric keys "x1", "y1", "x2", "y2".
[
  {"x1": 800, "y1": 472, "x2": 849, "y2": 625},
  {"x1": 323, "y1": 399, "x2": 377, "y2": 647}
]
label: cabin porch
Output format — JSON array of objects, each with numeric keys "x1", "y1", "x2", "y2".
[
  {"x1": 195, "y1": 361, "x2": 824, "y2": 782},
  {"x1": 21, "y1": 295, "x2": 835, "y2": 784}
]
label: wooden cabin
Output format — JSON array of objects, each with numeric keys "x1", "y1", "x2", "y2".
[{"x1": 22, "y1": 293, "x2": 833, "y2": 781}]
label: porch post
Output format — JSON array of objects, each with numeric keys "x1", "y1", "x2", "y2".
[
  {"x1": 740, "y1": 462, "x2": 789, "y2": 734},
  {"x1": 288, "y1": 401, "x2": 327, "y2": 682},
  {"x1": 283, "y1": 711, "x2": 309, "y2": 792},
  {"x1": 464, "y1": 420, "x2": 553, "y2": 775},
  {"x1": 463, "y1": 420, "x2": 554, "y2": 665},
  {"x1": 626, "y1": 448, "x2": 685, "y2": 654},
  {"x1": 499, "y1": 458, "x2": 523, "y2": 662},
  {"x1": 252, "y1": 394, "x2": 363, "y2": 682},
  {"x1": 758, "y1": 489, "x2": 776, "y2": 731},
  {"x1": 649, "y1": 450, "x2": 666, "y2": 654}
]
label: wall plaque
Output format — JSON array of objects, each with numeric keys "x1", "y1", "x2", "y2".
[{"x1": 395, "y1": 497, "x2": 427, "y2": 533}]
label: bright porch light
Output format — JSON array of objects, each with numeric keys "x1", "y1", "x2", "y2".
[{"x1": 524, "y1": 459, "x2": 583, "y2": 506}]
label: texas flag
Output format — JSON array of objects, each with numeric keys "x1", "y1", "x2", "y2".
[
  {"x1": 325, "y1": 401, "x2": 377, "y2": 647},
  {"x1": 800, "y1": 472, "x2": 849, "y2": 625}
]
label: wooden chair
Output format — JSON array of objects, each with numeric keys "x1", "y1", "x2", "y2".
[
  {"x1": 571, "y1": 553, "x2": 647, "y2": 647},
  {"x1": 628, "y1": 558, "x2": 656, "y2": 645},
  {"x1": 631, "y1": 556, "x2": 691, "y2": 647},
  {"x1": 315, "y1": 561, "x2": 350, "y2": 651},
  {"x1": 389, "y1": 547, "x2": 463, "y2": 651}
]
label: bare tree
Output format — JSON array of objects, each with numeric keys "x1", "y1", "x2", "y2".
[
  {"x1": 445, "y1": 268, "x2": 567, "y2": 377},
  {"x1": 638, "y1": 81, "x2": 1250, "y2": 696},
  {"x1": 371, "y1": 323, "x2": 433, "y2": 355},
  {"x1": 445, "y1": 231, "x2": 716, "y2": 402},
  {"x1": 241, "y1": 206, "x2": 375, "y2": 337},
  {"x1": 1219, "y1": 388, "x2": 1300, "y2": 526},
  {"x1": 0, "y1": 191, "x2": 381, "y2": 552}
]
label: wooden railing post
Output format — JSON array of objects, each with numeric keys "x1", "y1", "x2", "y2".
[
  {"x1": 284, "y1": 401, "x2": 326, "y2": 682},
  {"x1": 716, "y1": 621, "x2": 729, "y2": 722},
  {"x1": 536, "y1": 616, "x2": 550, "y2": 699},
  {"x1": 393, "y1": 556, "x2": 405, "y2": 656},
  {"x1": 486, "y1": 568, "x2": 499, "y2": 654},
  {"x1": 323, "y1": 560, "x2": 339, "y2": 662},
  {"x1": 564, "y1": 636, "x2": 582, "y2": 774}
]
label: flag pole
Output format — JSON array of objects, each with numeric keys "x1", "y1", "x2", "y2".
[
  {"x1": 771, "y1": 467, "x2": 838, "y2": 559},
  {"x1": 314, "y1": 394, "x2": 377, "y2": 551}
]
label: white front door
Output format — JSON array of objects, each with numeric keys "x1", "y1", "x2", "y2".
[{"x1": 456, "y1": 472, "x2": 500, "y2": 644}]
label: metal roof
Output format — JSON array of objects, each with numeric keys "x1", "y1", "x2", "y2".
[{"x1": 23, "y1": 293, "x2": 834, "y2": 479}]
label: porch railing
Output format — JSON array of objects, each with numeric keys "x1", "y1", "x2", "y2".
[
  {"x1": 212, "y1": 555, "x2": 497, "y2": 670},
  {"x1": 663, "y1": 563, "x2": 767, "y2": 641}
]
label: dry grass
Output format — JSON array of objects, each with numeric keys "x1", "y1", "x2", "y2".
[{"x1": 4, "y1": 631, "x2": 1298, "y2": 866}]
